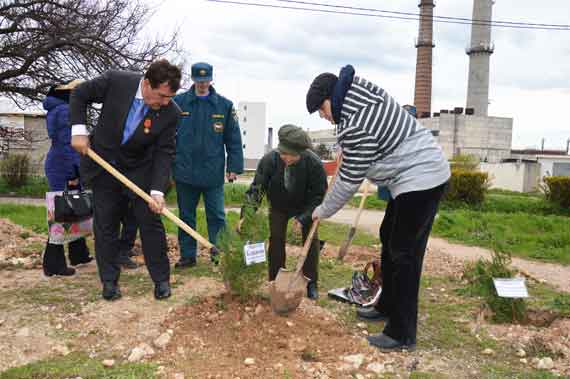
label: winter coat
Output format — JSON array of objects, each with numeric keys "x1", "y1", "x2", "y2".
[
  {"x1": 43, "y1": 96, "x2": 80, "y2": 191},
  {"x1": 172, "y1": 86, "x2": 244, "y2": 188}
]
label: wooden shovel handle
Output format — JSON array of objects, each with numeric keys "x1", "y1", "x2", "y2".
[
  {"x1": 295, "y1": 153, "x2": 343, "y2": 273},
  {"x1": 354, "y1": 180, "x2": 370, "y2": 227},
  {"x1": 87, "y1": 148, "x2": 214, "y2": 249}
]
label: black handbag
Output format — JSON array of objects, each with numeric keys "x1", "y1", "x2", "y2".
[{"x1": 54, "y1": 187, "x2": 93, "y2": 223}]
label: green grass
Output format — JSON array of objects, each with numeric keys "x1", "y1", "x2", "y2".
[
  {"x1": 409, "y1": 373, "x2": 449, "y2": 379},
  {"x1": 0, "y1": 176, "x2": 248, "y2": 209},
  {"x1": 433, "y1": 210, "x2": 570, "y2": 265},
  {"x1": 352, "y1": 191, "x2": 569, "y2": 217},
  {"x1": 349, "y1": 195, "x2": 387, "y2": 210},
  {"x1": 0, "y1": 353, "x2": 157, "y2": 379},
  {"x1": 2, "y1": 273, "x2": 100, "y2": 314},
  {"x1": 0, "y1": 203, "x2": 47, "y2": 233},
  {"x1": 481, "y1": 364, "x2": 562, "y2": 379},
  {"x1": 418, "y1": 276, "x2": 489, "y2": 351},
  {"x1": 320, "y1": 220, "x2": 376, "y2": 246},
  {"x1": 528, "y1": 284, "x2": 570, "y2": 317},
  {"x1": 441, "y1": 193, "x2": 570, "y2": 217},
  {"x1": 487, "y1": 188, "x2": 543, "y2": 198},
  {"x1": 0, "y1": 176, "x2": 49, "y2": 198},
  {"x1": 165, "y1": 182, "x2": 248, "y2": 207}
]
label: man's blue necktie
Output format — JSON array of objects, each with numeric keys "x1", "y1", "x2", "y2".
[{"x1": 122, "y1": 98, "x2": 148, "y2": 145}]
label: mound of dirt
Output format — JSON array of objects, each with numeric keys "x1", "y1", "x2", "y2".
[{"x1": 157, "y1": 296, "x2": 400, "y2": 378}]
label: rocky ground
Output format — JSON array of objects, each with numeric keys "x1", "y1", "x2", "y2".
[{"x1": 1, "y1": 217, "x2": 569, "y2": 378}]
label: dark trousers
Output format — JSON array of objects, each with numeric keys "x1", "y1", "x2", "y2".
[
  {"x1": 375, "y1": 183, "x2": 446, "y2": 344},
  {"x1": 92, "y1": 171, "x2": 169, "y2": 283},
  {"x1": 268, "y1": 209, "x2": 319, "y2": 283},
  {"x1": 119, "y1": 200, "x2": 138, "y2": 254}
]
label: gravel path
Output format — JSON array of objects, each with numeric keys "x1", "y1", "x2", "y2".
[{"x1": 330, "y1": 208, "x2": 570, "y2": 293}]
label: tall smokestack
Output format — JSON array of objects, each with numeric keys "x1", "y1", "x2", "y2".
[
  {"x1": 413, "y1": 0, "x2": 435, "y2": 118},
  {"x1": 466, "y1": 0, "x2": 495, "y2": 116}
]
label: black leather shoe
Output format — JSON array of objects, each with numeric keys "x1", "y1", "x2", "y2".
[
  {"x1": 175, "y1": 257, "x2": 196, "y2": 268},
  {"x1": 154, "y1": 281, "x2": 171, "y2": 300},
  {"x1": 102, "y1": 281, "x2": 121, "y2": 301},
  {"x1": 44, "y1": 267, "x2": 76, "y2": 277},
  {"x1": 118, "y1": 255, "x2": 138, "y2": 270},
  {"x1": 367, "y1": 333, "x2": 416, "y2": 352},
  {"x1": 307, "y1": 282, "x2": 319, "y2": 300},
  {"x1": 357, "y1": 307, "x2": 389, "y2": 322}
]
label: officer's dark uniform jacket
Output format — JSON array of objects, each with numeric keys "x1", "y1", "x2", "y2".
[{"x1": 173, "y1": 85, "x2": 243, "y2": 187}]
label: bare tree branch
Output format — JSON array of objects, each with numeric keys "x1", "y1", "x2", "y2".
[{"x1": 0, "y1": 0, "x2": 187, "y2": 105}]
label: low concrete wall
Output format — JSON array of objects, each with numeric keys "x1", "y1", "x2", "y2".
[{"x1": 480, "y1": 162, "x2": 540, "y2": 193}]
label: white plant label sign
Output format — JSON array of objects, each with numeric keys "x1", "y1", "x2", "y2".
[
  {"x1": 243, "y1": 242, "x2": 266, "y2": 266},
  {"x1": 493, "y1": 278, "x2": 529, "y2": 298}
]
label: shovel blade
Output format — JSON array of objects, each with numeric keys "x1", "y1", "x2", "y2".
[{"x1": 270, "y1": 268, "x2": 310, "y2": 316}]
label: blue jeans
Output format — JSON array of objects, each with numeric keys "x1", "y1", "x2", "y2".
[{"x1": 175, "y1": 182, "x2": 225, "y2": 260}]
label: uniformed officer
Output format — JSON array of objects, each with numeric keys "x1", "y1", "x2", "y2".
[{"x1": 173, "y1": 62, "x2": 244, "y2": 267}]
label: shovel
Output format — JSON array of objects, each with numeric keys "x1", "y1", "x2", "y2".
[
  {"x1": 337, "y1": 180, "x2": 369, "y2": 262},
  {"x1": 87, "y1": 148, "x2": 214, "y2": 250},
  {"x1": 270, "y1": 154, "x2": 342, "y2": 316}
]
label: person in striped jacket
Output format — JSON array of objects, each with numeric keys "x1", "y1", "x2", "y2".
[{"x1": 307, "y1": 65, "x2": 450, "y2": 352}]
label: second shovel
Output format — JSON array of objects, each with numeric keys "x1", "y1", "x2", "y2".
[{"x1": 337, "y1": 180, "x2": 370, "y2": 262}]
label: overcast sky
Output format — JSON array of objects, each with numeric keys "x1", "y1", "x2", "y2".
[{"x1": 148, "y1": 0, "x2": 569, "y2": 150}]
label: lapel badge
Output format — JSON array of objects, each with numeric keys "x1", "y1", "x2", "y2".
[{"x1": 144, "y1": 118, "x2": 152, "y2": 134}]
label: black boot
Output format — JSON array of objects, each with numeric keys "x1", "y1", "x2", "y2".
[
  {"x1": 68, "y1": 238, "x2": 93, "y2": 266},
  {"x1": 102, "y1": 280, "x2": 122, "y2": 301},
  {"x1": 43, "y1": 242, "x2": 75, "y2": 277}
]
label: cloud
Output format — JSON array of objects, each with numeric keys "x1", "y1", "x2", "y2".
[{"x1": 147, "y1": 0, "x2": 569, "y2": 148}]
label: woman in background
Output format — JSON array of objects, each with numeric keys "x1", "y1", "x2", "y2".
[{"x1": 43, "y1": 80, "x2": 93, "y2": 276}]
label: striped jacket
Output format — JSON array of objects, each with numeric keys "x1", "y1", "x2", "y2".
[
  {"x1": 336, "y1": 76, "x2": 416, "y2": 185},
  {"x1": 314, "y1": 76, "x2": 450, "y2": 219}
]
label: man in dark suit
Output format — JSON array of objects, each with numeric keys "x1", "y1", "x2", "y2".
[{"x1": 69, "y1": 59, "x2": 181, "y2": 301}]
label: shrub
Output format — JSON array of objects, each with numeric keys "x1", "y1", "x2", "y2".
[
  {"x1": 543, "y1": 176, "x2": 570, "y2": 208},
  {"x1": 461, "y1": 245, "x2": 527, "y2": 323},
  {"x1": 444, "y1": 169, "x2": 489, "y2": 205},
  {"x1": 450, "y1": 154, "x2": 480, "y2": 171},
  {"x1": 218, "y1": 202, "x2": 268, "y2": 302},
  {"x1": 0, "y1": 154, "x2": 30, "y2": 188}
]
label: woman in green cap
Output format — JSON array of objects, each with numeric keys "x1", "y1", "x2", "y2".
[{"x1": 240, "y1": 124, "x2": 327, "y2": 299}]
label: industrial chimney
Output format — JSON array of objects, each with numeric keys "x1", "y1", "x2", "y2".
[
  {"x1": 466, "y1": 0, "x2": 495, "y2": 116},
  {"x1": 413, "y1": 0, "x2": 435, "y2": 118}
]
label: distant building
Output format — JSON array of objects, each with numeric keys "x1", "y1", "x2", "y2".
[
  {"x1": 237, "y1": 102, "x2": 267, "y2": 170},
  {"x1": 0, "y1": 107, "x2": 48, "y2": 175},
  {"x1": 480, "y1": 150, "x2": 570, "y2": 193},
  {"x1": 421, "y1": 112, "x2": 513, "y2": 163}
]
